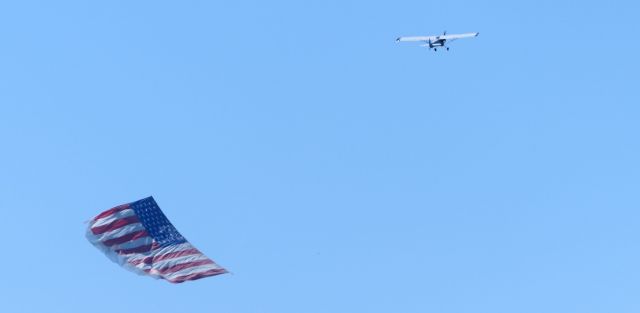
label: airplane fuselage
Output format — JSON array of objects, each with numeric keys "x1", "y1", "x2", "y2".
[{"x1": 429, "y1": 39, "x2": 446, "y2": 48}]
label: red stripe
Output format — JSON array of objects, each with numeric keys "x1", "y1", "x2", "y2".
[
  {"x1": 153, "y1": 249, "x2": 201, "y2": 264},
  {"x1": 158, "y1": 259, "x2": 214, "y2": 275},
  {"x1": 169, "y1": 268, "x2": 228, "y2": 283},
  {"x1": 93, "y1": 204, "x2": 130, "y2": 220},
  {"x1": 129, "y1": 248, "x2": 200, "y2": 266},
  {"x1": 116, "y1": 243, "x2": 154, "y2": 255},
  {"x1": 91, "y1": 216, "x2": 140, "y2": 235},
  {"x1": 102, "y1": 230, "x2": 149, "y2": 247}
]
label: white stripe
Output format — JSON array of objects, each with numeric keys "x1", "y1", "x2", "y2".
[
  {"x1": 165, "y1": 264, "x2": 224, "y2": 280},
  {"x1": 130, "y1": 251, "x2": 203, "y2": 271},
  {"x1": 92, "y1": 209, "x2": 136, "y2": 228},
  {"x1": 155, "y1": 254, "x2": 209, "y2": 270},
  {"x1": 139, "y1": 254, "x2": 209, "y2": 272},
  {"x1": 127, "y1": 243, "x2": 195, "y2": 263},
  {"x1": 92, "y1": 223, "x2": 145, "y2": 243},
  {"x1": 133, "y1": 251, "x2": 205, "y2": 271},
  {"x1": 126, "y1": 243, "x2": 203, "y2": 272},
  {"x1": 110, "y1": 236, "x2": 153, "y2": 251}
]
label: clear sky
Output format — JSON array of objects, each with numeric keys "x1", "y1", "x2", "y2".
[{"x1": 1, "y1": 0, "x2": 639, "y2": 312}]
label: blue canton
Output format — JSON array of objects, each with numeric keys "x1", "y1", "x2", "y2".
[{"x1": 130, "y1": 196, "x2": 187, "y2": 246}]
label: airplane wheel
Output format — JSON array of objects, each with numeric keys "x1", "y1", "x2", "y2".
[
  {"x1": 434, "y1": 48, "x2": 437, "y2": 51},
  {"x1": 446, "y1": 47, "x2": 450, "y2": 51}
]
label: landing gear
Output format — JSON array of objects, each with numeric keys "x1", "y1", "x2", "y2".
[
  {"x1": 446, "y1": 47, "x2": 450, "y2": 51},
  {"x1": 434, "y1": 48, "x2": 437, "y2": 51}
]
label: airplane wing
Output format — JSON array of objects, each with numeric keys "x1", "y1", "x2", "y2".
[
  {"x1": 439, "y1": 32, "x2": 479, "y2": 41},
  {"x1": 396, "y1": 36, "x2": 437, "y2": 42},
  {"x1": 396, "y1": 33, "x2": 478, "y2": 43}
]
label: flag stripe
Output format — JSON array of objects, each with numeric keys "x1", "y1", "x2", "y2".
[
  {"x1": 169, "y1": 268, "x2": 228, "y2": 283},
  {"x1": 93, "y1": 204, "x2": 130, "y2": 220},
  {"x1": 127, "y1": 243, "x2": 195, "y2": 264},
  {"x1": 103, "y1": 230, "x2": 149, "y2": 247},
  {"x1": 91, "y1": 216, "x2": 140, "y2": 235},
  {"x1": 153, "y1": 249, "x2": 203, "y2": 266},
  {"x1": 93, "y1": 223, "x2": 145, "y2": 242},
  {"x1": 129, "y1": 251, "x2": 208, "y2": 273},
  {"x1": 166, "y1": 264, "x2": 224, "y2": 280},
  {"x1": 154, "y1": 259, "x2": 214, "y2": 275},
  {"x1": 111, "y1": 236, "x2": 153, "y2": 251},
  {"x1": 116, "y1": 243, "x2": 154, "y2": 255},
  {"x1": 92, "y1": 209, "x2": 136, "y2": 228},
  {"x1": 149, "y1": 254, "x2": 211, "y2": 271},
  {"x1": 129, "y1": 248, "x2": 200, "y2": 266}
]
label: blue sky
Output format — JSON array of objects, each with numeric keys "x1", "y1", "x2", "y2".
[{"x1": 1, "y1": 0, "x2": 639, "y2": 312}]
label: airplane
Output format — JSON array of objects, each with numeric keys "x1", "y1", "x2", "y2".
[{"x1": 396, "y1": 31, "x2": 479, "y2": 51}]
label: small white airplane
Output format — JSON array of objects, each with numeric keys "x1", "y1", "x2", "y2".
[{"x1": 396, "y1": 31, "x2": 479, "y2": 51}]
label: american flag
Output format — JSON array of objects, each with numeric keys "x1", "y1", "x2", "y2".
[{"x1": 86, "y1": 196, "x2": 227, "y2": 283}]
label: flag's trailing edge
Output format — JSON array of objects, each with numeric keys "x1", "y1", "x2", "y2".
[{"x1": 86, "y1": 196, "x2": 227, "y2": 283}]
